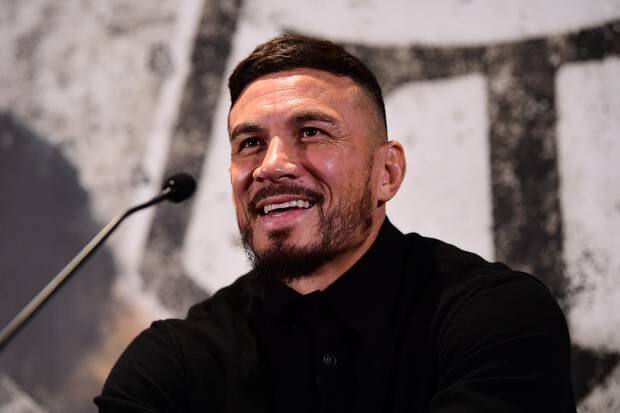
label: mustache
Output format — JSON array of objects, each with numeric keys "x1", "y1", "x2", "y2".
[{"x1": 249, "y1": 184, "x2": 324, "y2": 211}]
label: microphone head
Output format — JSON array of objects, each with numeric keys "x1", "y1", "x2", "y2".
[{"x1": 162, "y1": 173, "x2": 196, "y2": 203}]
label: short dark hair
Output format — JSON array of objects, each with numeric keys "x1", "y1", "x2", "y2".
[{"x1": 228, "y1": 33, "x2": 386, "y2": 133}]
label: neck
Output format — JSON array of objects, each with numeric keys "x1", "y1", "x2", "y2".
[{"x1": 288, "y1": 215, "x2": 385, "y2": 294}]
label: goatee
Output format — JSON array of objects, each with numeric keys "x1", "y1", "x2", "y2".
[{"x1": 240, "y1": 182, "x2": 373, "y2": 284}]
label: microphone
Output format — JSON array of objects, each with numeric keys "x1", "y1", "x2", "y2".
[
  {"x1": 0, "y1": 173, "x2": 197, "y2": 351},
  {"x1": 162, "y1": 172, "x2": 197, "y2": 203}
]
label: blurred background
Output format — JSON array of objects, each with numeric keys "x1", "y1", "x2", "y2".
[{"x1": 1, "y1": 0, "x2": 619, "y2": 411}]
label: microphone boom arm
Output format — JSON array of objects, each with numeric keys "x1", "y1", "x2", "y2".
[{"x1": 0, "y1": 174, "x2": 194, "y2": 351}]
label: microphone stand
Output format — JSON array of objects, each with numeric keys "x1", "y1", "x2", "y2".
[{"x1": 0, "y1": 174, "x2": 194, "y2": 351}]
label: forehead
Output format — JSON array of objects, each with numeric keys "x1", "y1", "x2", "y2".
[{"x1": 228, "y1": 68, "x2": 368, "y2": 128}]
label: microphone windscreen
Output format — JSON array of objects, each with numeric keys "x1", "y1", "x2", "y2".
[{"x1": 162, "y1": 173, "x2": 196, "y2": 203}]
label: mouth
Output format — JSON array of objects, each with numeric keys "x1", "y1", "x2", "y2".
[
  {"x1": 250, "y1": 185, "x2": 323, "y2": 219},
  {"x1": 260, "y1": 199, "x2": 314, "y2": 216}
]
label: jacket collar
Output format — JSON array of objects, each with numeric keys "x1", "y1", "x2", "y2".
[{"x1": 258, "y1": 217, "x2": 409, "y2": 341}]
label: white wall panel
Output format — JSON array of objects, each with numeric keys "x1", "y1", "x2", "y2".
[
  {"x1": 557, "y1": 57, "x2": 620, "y2": 349},
  {"x1": 557, "y1": 57, "x2": 620, "y2": 412},
  {"x1": 387, "y1": 74, "x2": 494, "y2": 260}
]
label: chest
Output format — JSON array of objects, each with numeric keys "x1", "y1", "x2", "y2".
[{"x1": 253, "y1": 299, "x2": 437, "y2": 413}]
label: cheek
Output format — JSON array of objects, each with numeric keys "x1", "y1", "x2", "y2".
[
  {"x1": 305, "y1": 150, "x2": 341, "y2": 181},
  {"x1": 305, "y1": 149, "x2": 364, "y2": 197},
  {"x1": 230, "y1": 163, "x2": 254, "y2": 204},
  {"x1": 318, "y1": 155, "x2": 341, "y2": 176}
]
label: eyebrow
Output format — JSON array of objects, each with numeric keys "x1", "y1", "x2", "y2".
[
  {"x1": 229, "y1": 111, "x2": 340, "y2": 141},
  {"x1": 288, "y1": 111, "x2": 338, "y2": 128},
  {"x1": 229, "y1": 122, "x2": 264, "y2": 141}
]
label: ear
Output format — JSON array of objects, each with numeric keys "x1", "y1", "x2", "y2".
[{"x1": 375, "y1": 140, "x2": 406, "y2": 206}]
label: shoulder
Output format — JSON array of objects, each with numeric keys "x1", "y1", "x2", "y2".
[
  {"x1": 95, "y1": 272, "x2": 264, "y2": 410},
  {"x1": 184, "y1": 270, "x2": 263, "y2": 321},
  {"x1": 431, "y1": 253, "x2": 569, "y2": 367},
  {"x1": 401, "y1": 233, "x2": 574, "y2": 410},
  {"x1": 150, "y1": 271, "x2": 263, "y2": 353},
  {"x1": 402, "y1": 232, "x2": 570, "y2": 369},
  {"x1": 108, "y1": 270, "x2": 261, "y2": 362},
  {"x1": 403, "y1": 232, "x2": 561, "y2": 322}
]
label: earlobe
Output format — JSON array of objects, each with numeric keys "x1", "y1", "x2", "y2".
[{"x1": 377, "y1": 140, "x2": 406, "y2": 205}]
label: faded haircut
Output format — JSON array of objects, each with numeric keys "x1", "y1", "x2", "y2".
[{"x1": 228, "y1": 33, "x2": 387, "y2": 136}]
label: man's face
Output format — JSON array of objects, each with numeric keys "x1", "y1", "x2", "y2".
[{"x1": 228, "y1": 68, "x2": 384, "y2": 280}]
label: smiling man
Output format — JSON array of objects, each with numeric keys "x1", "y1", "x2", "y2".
[
  {"x1": 228, "y1": 65, "x2": 400, "y2": 293},
  {"x1": 96, "y1": 34, "x2": 576, "y2": 412}
]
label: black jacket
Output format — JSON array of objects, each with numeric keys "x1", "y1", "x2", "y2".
[{"x1": 95, "y1": 219, "x2": 575, "y2": 412}]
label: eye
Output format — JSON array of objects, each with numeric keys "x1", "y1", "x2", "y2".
[
  {"x1": 300, "y1": 127, "x2": 322, "y2": 138},
  {"x1": 238, "y1": 137, "x2": 264, "y2": 151}
]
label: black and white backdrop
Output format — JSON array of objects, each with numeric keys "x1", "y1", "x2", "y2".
[{"x1": 1, "y1": 1, "x2": 619, "y2": 411}]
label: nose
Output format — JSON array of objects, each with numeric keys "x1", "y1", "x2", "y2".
[{"x1": 253, "y1": 136, "x2": 298, "y2": 182}]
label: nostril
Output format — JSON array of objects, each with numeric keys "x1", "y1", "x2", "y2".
[
  {"x1": 253, "y1": 155, "x2": 299, "y2": 181},
  {"x1": 253, "y1": 167, "x2": 267, "y2": 181}
]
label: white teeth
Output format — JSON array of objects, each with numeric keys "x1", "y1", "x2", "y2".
[{"x1": 263, "y1": 200, "x2": 311, "y2": 214}]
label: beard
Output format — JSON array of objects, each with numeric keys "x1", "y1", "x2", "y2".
[{"x1": 240, "y1": 176, "x2": 374, "y2": 285}]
